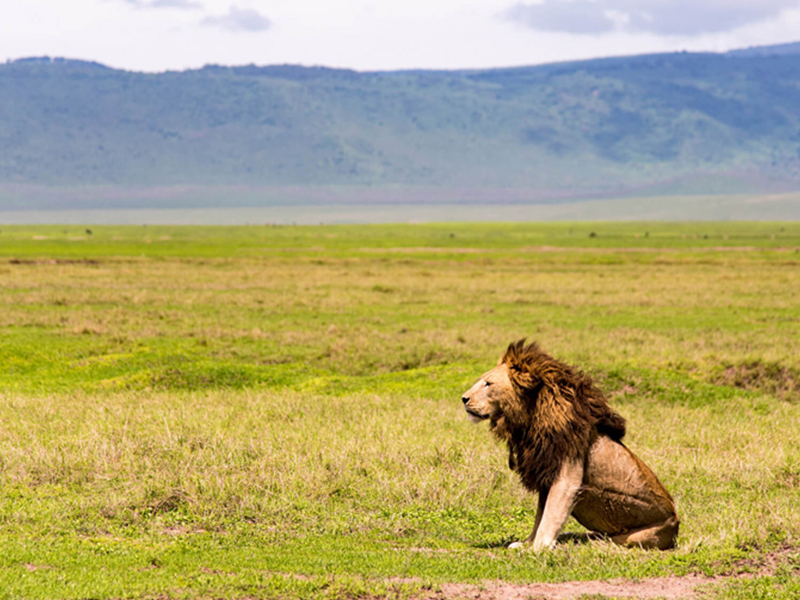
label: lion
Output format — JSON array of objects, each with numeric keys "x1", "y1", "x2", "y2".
[{"x1": 461, "y1": 340, "x2": 679, "y2": 551}]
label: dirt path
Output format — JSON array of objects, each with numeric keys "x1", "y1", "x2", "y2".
[
  {"x1": 425, "y1": 574, "x2": 718, "y2": 599},
  {"x1": 416, "y1": 546, "x2": 797, "y2": 599}
]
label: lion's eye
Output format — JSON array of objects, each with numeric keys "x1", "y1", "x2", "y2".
[{"x1": 484, "y1": 381, "x2": 492, "y2": 387}]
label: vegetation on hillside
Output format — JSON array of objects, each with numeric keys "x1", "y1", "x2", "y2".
[{"x1": 4, "y1": 52, "x2": 800, "y2": 208}]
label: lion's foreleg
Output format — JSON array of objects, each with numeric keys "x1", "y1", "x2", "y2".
[
  {"x1": 530, "y1": 487, "x2": 549, "y2": 543},
  {"x1": 509, "y1": 487, "x2": 550, "y2": 549},
  {"x1": 530, "y1": 458, "x2": 584, "y2": 551}
]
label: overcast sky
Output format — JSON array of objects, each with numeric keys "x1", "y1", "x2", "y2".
[{"x1": 3, "y1": 0, "x2": 800, "y2": 72}]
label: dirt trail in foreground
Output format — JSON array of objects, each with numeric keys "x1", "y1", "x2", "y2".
[
  {"x1": 425, "y1": 574, "x2": 717, "y2": 599},
  {"x1": 418, "y1": 547, "x2": 798, "y2": 599}
]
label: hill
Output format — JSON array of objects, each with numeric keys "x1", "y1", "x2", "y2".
[
  {"x1": 3, "y1": 50, "x2": 800, "y2": 209},
  {"x1": 726, "y1": 41, "x2": 800, "y2": 57}
]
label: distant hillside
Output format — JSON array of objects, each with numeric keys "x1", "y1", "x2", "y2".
[
  {"x1": 726, "y1": 41, "x2": 800, "y2": 57},
  {"x1": 4, "y1": 50, "x2": 800, "y2": 209}
]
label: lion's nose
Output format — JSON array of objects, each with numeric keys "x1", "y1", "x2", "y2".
[{"x1": 461, "y1": 396, "x2": 469, "y2": 404}]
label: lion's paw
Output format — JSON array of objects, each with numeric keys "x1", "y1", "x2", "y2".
[{"x1": 508, "y1": 541, "x2": 524, "y2": 550}]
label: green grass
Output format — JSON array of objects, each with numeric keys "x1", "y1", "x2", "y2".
[
  {"x1": 0, "y1": 223, "x2": 799, "y2": 599},
  {"x1": 1, "y1": 221, "x2": 799, "y2": 258}
]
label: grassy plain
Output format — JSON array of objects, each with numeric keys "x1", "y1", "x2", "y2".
[{"x1": 0, "y1": 222, "x2": 799, "y2": 599}]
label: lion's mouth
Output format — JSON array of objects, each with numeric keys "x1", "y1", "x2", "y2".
[{"x1": 465, "y1": 408, "x2": 489, "y2": 422}]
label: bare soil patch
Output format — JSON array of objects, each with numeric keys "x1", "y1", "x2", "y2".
[
  {"x1": 8, "y1": 258, "x2": 101, "y2": 265},
  {"x1": 425, "y1": 574, "x2": 717, "y2": 599},
  {"x1": 722, "y1": 544, "x2": 799, "y2": 575},
  {"x1": 421, "y1": 547, "x2": 799, "y2": 600},
  {"x1": 712, "y1": 360, "x2": 800, "y2": 403}
]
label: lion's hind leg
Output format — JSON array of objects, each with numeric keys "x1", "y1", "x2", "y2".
[{"x1": 610, "y1": 515, "x2": 679, "y2": 550}]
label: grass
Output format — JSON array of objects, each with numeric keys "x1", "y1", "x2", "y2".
[{"x1": 0, "y1": 222, "x2": 799, "y2": 599}]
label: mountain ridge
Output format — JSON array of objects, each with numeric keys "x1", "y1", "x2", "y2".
[{"x1": 4, "y1": 45, "x2": 800, "y2": 209}]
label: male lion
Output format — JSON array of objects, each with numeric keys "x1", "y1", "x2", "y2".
[{"x1": 461, "y1": 340, "x2": 679, "y2": 551}]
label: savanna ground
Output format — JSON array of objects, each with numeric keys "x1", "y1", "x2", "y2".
[{"x1": 0, "y1": 222, "x2": 799, "y2": 600}]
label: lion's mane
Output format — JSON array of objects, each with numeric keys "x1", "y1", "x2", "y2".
[{"x1": 490, "y1": 339, "x2": 627, "y2": 493}]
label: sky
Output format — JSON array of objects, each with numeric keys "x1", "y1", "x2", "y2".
[{"x1": 3, "y1": 0, "x2": 800, "y2": 73}]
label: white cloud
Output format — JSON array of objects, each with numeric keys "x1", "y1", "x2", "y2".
[
  {"x1": 201, "y1": 5, "x2": 271, "y2": 32},
  {"x1": 507, "y1": 1, "x2": 614, "y2": 34},
  {"x1": 506, "y1": 0, "x2": 800, "y2": 36},
  {"x1": 3, "y1": 0, "x2": 800, "y2": 73},
  {"x1": 122, "y1": 0, "x2": 203, "y2": 9}
]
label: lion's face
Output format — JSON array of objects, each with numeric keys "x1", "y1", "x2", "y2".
[{"x1": 461, "y1": 363, "x2": 514, "y2": 423}]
